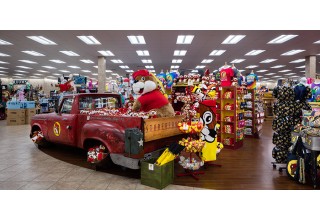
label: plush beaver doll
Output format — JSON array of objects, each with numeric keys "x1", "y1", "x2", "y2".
[{"x1": 132, "y1": 69, "x2": 175, "y2": 117}]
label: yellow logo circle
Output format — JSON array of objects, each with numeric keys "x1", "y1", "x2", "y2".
[{"x1": 53, "y1": 122, "x2": 61, "y2": 136}]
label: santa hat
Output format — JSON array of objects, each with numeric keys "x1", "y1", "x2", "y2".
[
  {"x1": 200, "y1": 100, "x2": 217, "y2": 115},
  {"x1": 132, "y1": 69, "x2": 151, "y2": 79},
  {"x1": 204, "y1": 69, "x2": 210, "y2": 76}
]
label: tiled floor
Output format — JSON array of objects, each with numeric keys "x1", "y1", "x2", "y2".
[{"x1": 0, "y1": 120, "x2": 202, "y2": 190}]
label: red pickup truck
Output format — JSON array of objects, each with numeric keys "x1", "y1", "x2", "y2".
[{"x1": 30, "y1": 93, "x2": 183, "y2": 169}]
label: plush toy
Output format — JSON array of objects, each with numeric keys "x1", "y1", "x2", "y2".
[
  {"x1": 132, "y1": 70, "x2": 175, "y2": 117},
  {"x1": 132, "y1": 69, "x2": 175, "y2": 117}
]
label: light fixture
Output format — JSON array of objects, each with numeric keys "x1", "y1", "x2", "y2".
[
  {"x1": 80, "y1": 60, "x2": 94, "y2": 64},
  {"x1": 284, "y1": 73, "x2": 297, "y2": 75},
  {"x1": 30, "y1": 76, "x2": 40, "y2": 78},
  {"x1": 60, "y1": 51, "x2": 79, "y2": 56},
  {"x1": 127, "y1": 35, "x2": 146, "y2": 44},
  {"x1": 111, "y1": 59, "x2": 123, "y2": 63},
  {"x1": 53, "y1": 73, "x2": 62, "y2": 76},
  {"x1": 0, "y1": 71, "x2": 7, "y2": 73},
  {"x1": 145, "y1": 65, "x2": 154, "y2": 69},
  {"x1": 68, "y1": 66, "x2": 80, "y2": 69},
  {"x1": 92, "y1": 73, "x2": 98, "y2": 76},
  {"x1": 59, "y1": 70, "x2": 70, "y2": 73},
  {"x1": 171, "y1": 65, "x2": 179, "y2": 69},
  {"x1": 176, "y1": 35, "x2": 194, "y2": 44},
  {"x1": 172, "y1": 59, "x2": 182, "y2": 63},
  {"x1": 13, "y1": 73, "x2": 25, "y2": 76},
  {"x1": 173, "y1": 50, "x2": 187, "y2": 56},
  {"x1": 0, "y1": 67, "x2": 8, "y2": 69},
  {"x1": 0, "y1": 61, "x2": 9, "y2": 64},
  {"x1": 0, "y1": 52, "x2": 10, "y2": 56},
  {"x1": 245, "y1": 50, "x2": 265, "y2": 56},
  {"x1": 27, "y1": 36, "x2": 57, "y2": 45},
  {"x1": 209, "y1": 50, "x2": 226, "y2": 56},
  {"x1": 231, "y1": 59, "x2": 245, "y2": 63},
  {"x1": 300, "y1": 70, "x2": 305, "y2": 73},
  {"x1": 111, "y1": 73, "x2": 119, "y2": 76},
  {"x1": 196, "y1": 65, "x2": 205, "y2": 69},
  {"x1": 281, "y1": 50, "x2": 305, "y2": 56},
  {"x1": 268, "y1": 35, "x2": 298, "y2": 44},
  {"x1": 263, "y1": 78, "x2": 270, "y2": 80},
  {"x1": 278, "y1": 69, "x2": 291, "y2": 72},
  {"x1": 19, "y1": 60, "x2": 37, "y2": 64},
  {"x1": 126, "y1": 70, "x2": 134, "y2": 72},
  {"x1": 81, "y1": 70, "x2": 91, "y2": 73},
  {"x1": 272, "y1": 76, "x2": 282, "y2": 78},
  {"x1": 191, "y1": 70, "x2": 198, "y2": 73},
  {"x1": 290, "y1": 59, "x2": 305, "y2": 63},
  {"x1": 201, "y1": 59, "x2": 213, "y2": 63},
  {"x1": 260, "y1": 59, "x2": 277, "y2": 63},
  {"x1": 22, "y1": 51, "x2": 45, "y2": 56},
  {"x1": 105, "y1": 70, "x2": 112, "y2": 73},
  {"x1": 136, "y1": 50, "x2": 150, "y2": 56},
  {"x1": 0, "y1": 39, "x2": 12, "y2": 45},
  {"x1": 120, "y1": 65, "x2": 129, "y2": 69},
  {"x1": 33, "y1": 73, "x2": 43, "y2": 76},
  {"x1": 291, "y1": 76, "x2": 300, "y2": 77},
  {"x1": 222, "y1": 35, "x2": 245, "y2": 44},
  {"x1": 271, "y1": 65, "x2": 286, "y2": 68},
  {"x1": 15, "y1": 70, "x2": 28, "y2": 73},
  {"x1": 98, "y1": 50, "x2": 114, "y2": 56},
  {"x1": 256, "y1": 70, "x2": 268, "y2": 72},
  {"x1": 295, "y1": 65, "x2": 305, "y2": 69},
  {"x1": 77, "y1": 36, "x2": 101, "y2": 45},
  {"x1": 16, "y1": 66, "x2": 32, "y2": 69},
  {"x1": 37, "y1": 70, "x2": 49, "y2": 73},
  {"x1": 313, "y1": 40, "x2": 320, "y2": 44},
  {"x1": 238, "y1": 70, "x2": 245, "y2": 72},
  {"x1": 42, "y1": 66, "x2": 56, "y2": 69},
  {"x1": 141, "y1": 59, "x2": 152, "y2": 63},
  {"x1": 149, "y1": 70, "x2": 155, "y2": 72},
  {"x1": 245, "y1": 65, "x2": 258, "y2": 69},
  {"x1": 50, "y1": 60, "x2": 66, "y2": 64},
  {"x1": 265, "y1": 73, "x2": 276, "y2": 75},
  {"x1": 93, "y1": 66, "x2": 98, "y2": 68}
]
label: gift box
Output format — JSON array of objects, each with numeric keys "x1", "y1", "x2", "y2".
[
  {"x1": 224, "y1": 116, "x2": 234, "y2": 122},
  {"x1": 223, "y1": 138, "x2": 234, "y2": 146},
  {"x1": 141, "y1": 158, "x2": 174, "y2": 189}
]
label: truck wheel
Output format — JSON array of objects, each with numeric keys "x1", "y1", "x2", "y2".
[{"x1": 30, "y1": 129, "x2": 49, "y2": 149}]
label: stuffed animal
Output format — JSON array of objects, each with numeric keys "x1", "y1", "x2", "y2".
[{"x1": 132, "y1": 69, "x2": 175, "y2": 117}]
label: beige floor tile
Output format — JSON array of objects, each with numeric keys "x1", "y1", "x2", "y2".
[
  {"x1": 135, "y1": 183, "x2": 158, "y2": 190},
  {"x1": 33, "y1": 171, "x2": 71, "y2": 182},
  {"x1": 49, "y1": 181, "x2": 82, "y2": 190},
  {"x1": 2, "y1": 164, "x2": 32, "y2": 172},
  {"x1": 0, "y1": 164, "x2": 12, "y2": 171},
  {"x1": 0, "y1": 181, "x2": 29, "y2": 190},
  {"x1": 77, "y1": 180, "x2": 111, "y2": 190},
  {"x1": 19, "y1": 181, "x2": 56, "y2": 190},
  {"x1": 106, "y1": 182, "x2": 138, "y2": 190},
  {"x1": 86, "y1": 171, "x2": 117, "y2": 182},
  {"x1": 59, "y1": 169, "x2": 93, "y2": 182},
  {"x1": 0, "y1": 170, "x2": 24, "y2": 181},
  {"x1": 163, "y1": 185, "x2": 196, "y2": 190},
  {"x1": 6, "y1": 171, "x2": 44, "y2": 181}
]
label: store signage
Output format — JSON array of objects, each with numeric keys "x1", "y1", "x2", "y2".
[{"x1": 13, "y1": 80, "x2": 28, "y2": 85}]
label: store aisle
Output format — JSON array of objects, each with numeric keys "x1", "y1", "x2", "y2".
[{"x1": 0, "y1": 120, "x2": 317, "y2": 190}]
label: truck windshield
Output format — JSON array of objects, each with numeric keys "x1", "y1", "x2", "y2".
[{"x1": 79, "y1": 96, "x2": 119, "y2": 110}]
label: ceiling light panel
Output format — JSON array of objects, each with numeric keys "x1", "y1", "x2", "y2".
[
  {"x1": 272, "y1": 76, "x2": 282, "y2": 78},
  {"x1": 271, "y1": 65, "x2": 286, "y2": 68},
  {"x1": 256, "y1": 70, "x2": 268, "y2": 72},
  {"x1": 149, "y1": 70, "x2": 155, "y2": 72},
  {"x1": 176, "y1": 35, "x2": 194, "y2": 44},
  {"x1": 0, "y1": 39, "x2": 13, "y2": 45},
  {"x1": 80, "y1": 59, "x2": 94, "y2": 64},
  {"x1": 196, "y1": 65, "x2": 205, "y2": 69},
  {"x1": 136, "y1": 50, "x2": 150, "y2": 56},
  {"x1": 98, "y1": 50, "x2": 114, "y2": 56},
  {"x1": 68, "y1": 66, "x2": 80, "y2": 69},
  {"x1": 16, "y1": 66, "x2": 32, "y2": 69},
  {"x1": 209, "y1": 50, "x2": 226, "y2": 56},
  {"x1": 92, "y1": 73, "x2": 98, "y2": 76},
  {"x1": 37, "y1": 70, "x2": 49, "y2": 73},
  {"x1": 105, "y1": 70, "x2": 112, "y2": 73},
  {"x1": 172, "y1": 59, "x2": 182, "y2": 63},
  {"x1": 0, "y1": 61, "x2": 9, "y2": 64},
  {"x1": 231, "y1": 59, "x2": 245, "y2": 63},
  {"x1": 284, "y1": 73, "x2": 297, "y2": 75},
  {"x1": 222, "y1": 35, "x2": 246, "y2": 44},
  {"x1": 111, "y1": 59, "x2": 123, "y2": 63},
  {"x1": 296, "y1": 65, "x2": 305, "y2": 69},
  {"x1": 145, "y1": 65, "x2": 154, "y2": 69},
  {"x1": 141, "y1": 59, "x2": 152, "y2": 63},
  {"x1": 81, "y1": 70, "x2": 91, "y2": 73},
  {"x1": 260, "y1": 59, "x2": 277, "y2": 63},
  {"x1": 22, "y1": 51, "x2": 45, "y2": 56},
  {"x1": 0, "y1": 52, "x2": 10, "y2": 56},
  {"x1": 127, "y1": 35, "x2": 146, "y2": 44},
  {"x1": 19, "y1": 60, "x2": 37, "y2": 64},
  {"x1": 120, "y1": 65, "x2": 129, "y2": 69},
  {"x1": 15, "y1": 70, "x2": 28, "y2": 73},
  {"x1": 0, "y1": 71, "x2": 7, "y2": 73},
  {"x1": 268, "y1": 35, "x2": 298, "y2": 44},
  {"x1": 59, "y1": 70, "x2": 70, "y2": 73},
  {"x1": 313, "y1": 40, "x2": 320, "y2": 44},
  {"x1": 191, "y1": 70, "x2": 198, "y2": 73},
  {"x1": 278, "y1": 69, "x2": 291, "y2": 72},
  {"x1": 245, "y1": 50, "x2": 265, "y2": 56},
  {"x1": 201, "y1": 59, "x2": 213, "y2": 63},
  {"x1": 77, "y1": 36, "x2": 101, "y2": 45},
  {"x1": 281, "y1": 50, "x2": 305, "y2": 56},
  {"x1": 60, "y1": 51, "x2": 79, "y2": 56},
  {"x1": 173, "y1": 50, "x2": 187, "y2": 56},
  {"x1": 290, "y1": 59, "x2": 305, "y2": 63},
  {"x1": 27, "y1": 36, "x2": 57, "y2": 45},
  {"x1": 126, "y1": 70, "x2": 134, "y2": 72},
  {"x1": 171, "y1": 65, "x2": 179, "y2": 69},
  {"x1": 0, "y1": 67, "x2": 8, "y2": 69},
  {"x1": 246, "y1": 65, "x2": 258, "y2": 68},
  {"x1": 42, "y1": 66, "x2": 56, "y2": 69},
  {"x1": 265, "y1": 73, "x2": 276, "y2": 75},
  {"x1": 50, "y1": 60, "x2": 66, "y2": 64}
]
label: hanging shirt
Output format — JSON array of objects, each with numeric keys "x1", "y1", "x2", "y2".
[
  {"x1": 220, "y1": 68, "x2": 234, "y2": 87},
  {"x1": 138, "y1": 89, "x2": 169, "y2": 112},
  {"x1": 246, "y1": 73, "x2": 258, "y2": 89},
  {"x1": 294, "y1": 84, "x2": 307, "y2": 101}
]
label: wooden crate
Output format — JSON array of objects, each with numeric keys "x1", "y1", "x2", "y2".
[{"x1": 144, "y1": 116, "x2": 182, "y2": 142}]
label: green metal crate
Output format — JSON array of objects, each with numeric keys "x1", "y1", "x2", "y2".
[{"x1": 141, "y1": 158, "x2": 174, "y2": 190}]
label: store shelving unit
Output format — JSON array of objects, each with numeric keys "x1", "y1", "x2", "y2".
[{"x1": 217, "y1": 86, "x2": 244, "y2": 149}]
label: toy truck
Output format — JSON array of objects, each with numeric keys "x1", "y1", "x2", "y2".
[{"x1": 30, "y1": 93, "x2": 183, "y2": 169}]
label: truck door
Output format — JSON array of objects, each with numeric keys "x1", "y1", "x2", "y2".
[{"x1": 47, "y1": 97, "x2": 77, "y2": 146}]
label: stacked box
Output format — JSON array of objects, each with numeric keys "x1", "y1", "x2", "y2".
[
  {"x1": 25, "y1": 108, "x2": 36, "y2": 124},
  {"x1": 6, "y1": 109, "x2": 26, "y2": 125}
]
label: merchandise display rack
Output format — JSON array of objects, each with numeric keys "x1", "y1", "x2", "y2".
[{"x1": 217, "y1": 86, "x2": 244, "y2": 149}]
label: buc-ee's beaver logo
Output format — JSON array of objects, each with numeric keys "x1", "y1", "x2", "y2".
[{"x1": 53, "y1": 122, "x2": 61, "y2": 136}]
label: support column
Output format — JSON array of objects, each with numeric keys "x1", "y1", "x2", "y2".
[
  {"x1": 305, "y1": 55, "x2": 316, "y2": 78},
  {"x1": 98, "y1": 56, "x2": 106, "y2": 93}
]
